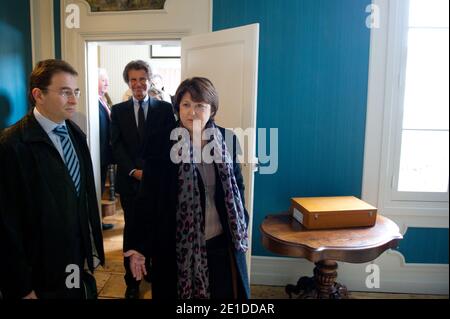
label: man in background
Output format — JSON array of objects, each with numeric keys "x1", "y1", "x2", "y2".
[
  {"x1": 151, "y1": 74, "x2": 172, "y2": 103},
  {"x1": 111, "y1": 60, "x2": 173, "y2": 298},
  {"x1": 98, "y1": 68, "x2": 114, "y2": 231}
]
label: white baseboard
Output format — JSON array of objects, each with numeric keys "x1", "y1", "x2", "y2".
[{"x1": 250, "y1": 250, "x2": 449, "y2": 295}]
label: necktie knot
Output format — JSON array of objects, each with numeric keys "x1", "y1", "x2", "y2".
[{"x1": 53, "y1": 125, "x2": 69, "y2": 137}]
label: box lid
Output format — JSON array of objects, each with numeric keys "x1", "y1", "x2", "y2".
[{"x1": 291, "y1": 196, "x2": 377, "y2": 213}]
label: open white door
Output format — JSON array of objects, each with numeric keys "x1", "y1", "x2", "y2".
[
  {"x1": 84, "y1": 41, "x2": 102, "y2": 213},
  {"x1": 181, "y1": 24, "x2": 259, "y2": 278}
]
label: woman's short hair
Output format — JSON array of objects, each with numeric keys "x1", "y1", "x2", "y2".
[
  {"x1": 122, "y1": 60, "x2": 152, "y2": 83},
  {"x1": 173, "y1": 77, "x2": 219, "y2": 120}
]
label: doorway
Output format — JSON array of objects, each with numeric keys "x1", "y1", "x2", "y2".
[
  {"x1": 85, "y1": 39, "x2": 181, "y2": 209},
  {"x1": 86, "y1": 38, "x2": 182, "y2": 261},
  {"x1": 97, "y1": 40, "x2": 181, "y2": 105}
]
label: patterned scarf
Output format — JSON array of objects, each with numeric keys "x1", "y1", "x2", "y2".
[{"x1": 175, "y1": 122, "x2": 248, "y2": 299}]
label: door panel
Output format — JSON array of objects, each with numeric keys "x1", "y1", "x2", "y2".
[{"x1": 181, "y1": 24, "x2": 259, "y2": 277}]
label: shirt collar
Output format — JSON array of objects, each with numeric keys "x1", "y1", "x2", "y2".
[
  {"x1": 33, "y1": 107, "x2": 66, "y2": 134},
  {"x1": 132, "y1": 95, "x2": 149, "y2": 106}
]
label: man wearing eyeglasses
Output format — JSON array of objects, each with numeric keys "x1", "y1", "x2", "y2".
[
  {"x1": 0, "y1": 59, "x2": 105, "y2": 299},
  {"x1": 111, "y1": 60, "x2": 174, "y2": 299}
]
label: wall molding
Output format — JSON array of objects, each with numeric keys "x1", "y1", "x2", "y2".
[
  {"x1": 251, "y1": 253, "x2": 449, "y2": 295},
  {"x1": 74, "y1": 0, "x2": 169, "y2": 16},
  {"x1": 383, "y1": 206, "x2": 449, "y2": 234},
  {"x1": 30, "y1": 0, "x2": 55, "y2": 65},
  {"x1": 78, "y1": 30, "x2": 191, "y2": 39}
]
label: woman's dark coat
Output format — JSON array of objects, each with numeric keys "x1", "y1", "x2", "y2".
[{"x1": 131, "y1": 109, "x2": 250, "y2": 299}]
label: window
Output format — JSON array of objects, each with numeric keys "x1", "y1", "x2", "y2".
[
  {"x1": 392, "y1": 0, "x2": 449, "y2": 201},
  {"x1": 363, "y1": 0, "x2": 448, "y2": 227}
]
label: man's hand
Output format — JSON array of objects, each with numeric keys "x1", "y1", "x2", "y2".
[
  {"x1": 23, "y1": 290, "x2": 38, "y2": 299},
  {"x1": 132, "y1": 170, "x2": 143, "y2": 181},
  {"x1": 124, "y1": 250, "x2": 147, "y2": 281}
]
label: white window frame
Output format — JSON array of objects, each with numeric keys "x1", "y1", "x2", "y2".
[{"x1": 362, "y1": 0, "x2": 449, "y2": 231}]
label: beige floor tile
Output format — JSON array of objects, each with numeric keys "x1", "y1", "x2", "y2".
[
  {"x1": 97, "y1": 274, "x2": 152, "y2": 299},
  {"x1": 97, "y1": 259, "x2": 125, "y2": 274},
  {"x1": 94, "y1": 271, "x2": 111, "y2": 293},
  {"x1": 99, "y1": 274, "x2": 127, "y2": 299}
]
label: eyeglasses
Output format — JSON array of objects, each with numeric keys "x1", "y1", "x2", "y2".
[
  {"x1": 42, "y1": 88, "x2": 81, "y2": 99},
  {"x1": 180, "y1": 102, "x2": 210, "y2": 113}
]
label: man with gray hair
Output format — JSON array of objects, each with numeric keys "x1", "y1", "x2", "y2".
[
  {"x1": 98, "y1": 68, "x2": 114, "y2": 231},
  {"x1": 110, "y1": 60, "x2": 173, "y2": 299}
]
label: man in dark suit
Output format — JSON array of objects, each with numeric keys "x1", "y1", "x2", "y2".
[
  {"x1": 0, "y1": 59, "x2": 105, "y2": 299},
  {"x1": 98, "y1": 68, "x2": 114, "y2": 231},
  {"x1": 111, "y1": 60, "x2": 173, "y2": 299}
]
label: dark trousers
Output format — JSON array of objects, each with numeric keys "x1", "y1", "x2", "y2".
[
  {"x1": 121, "y1": 195, "x2": 151, "y2": 288},
  {"x1": 206, "y1": 234, "x2": 234, "y2": 299}
]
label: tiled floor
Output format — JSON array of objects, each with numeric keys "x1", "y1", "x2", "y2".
[{"x1": 96, "y1": 205, "x2": 447, "y2": 299}]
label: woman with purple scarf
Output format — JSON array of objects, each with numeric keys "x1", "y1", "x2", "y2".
[{"x1": 125, "y1": 77, "x2": 250, "y2": 299}]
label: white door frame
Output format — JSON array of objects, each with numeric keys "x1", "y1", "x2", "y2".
[{"x1": 59, "y1": 0, "x2": 211, "y2": 208}]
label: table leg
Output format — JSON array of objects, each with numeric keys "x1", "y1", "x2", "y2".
[{"x1": 285, "y1": 260, "x2": 348, "y2": 299}]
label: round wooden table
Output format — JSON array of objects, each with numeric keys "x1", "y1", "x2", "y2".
[{"x1": 260, "y1": 213, "x2": 403, "y2": 299}]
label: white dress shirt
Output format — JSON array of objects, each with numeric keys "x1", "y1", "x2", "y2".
[
  {"x1": 33, "y1": 107, "x2": 68, "y2": 162},
  {"x1": 132, "y1": 95, "x2": 149, "y2": 127}
]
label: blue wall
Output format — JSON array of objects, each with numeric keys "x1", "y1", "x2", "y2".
[
  {"x1": 399, "y1": 227, "x2": 449, "y2": 264},
  {"x1": 213, "y1": 0, "x2": 449, "y2": 264},
  {"x1": 0, "y1": 0, "x2": 32, "y2": 129}
]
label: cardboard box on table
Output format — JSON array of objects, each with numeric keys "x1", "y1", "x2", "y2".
[{"x1": 290, "y1": 196, "x2": 377, "y2": 230}]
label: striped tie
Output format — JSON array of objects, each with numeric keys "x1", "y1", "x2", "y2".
[{"x1": 53, "y1": 125, "x2": 81, "y2": 195}]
